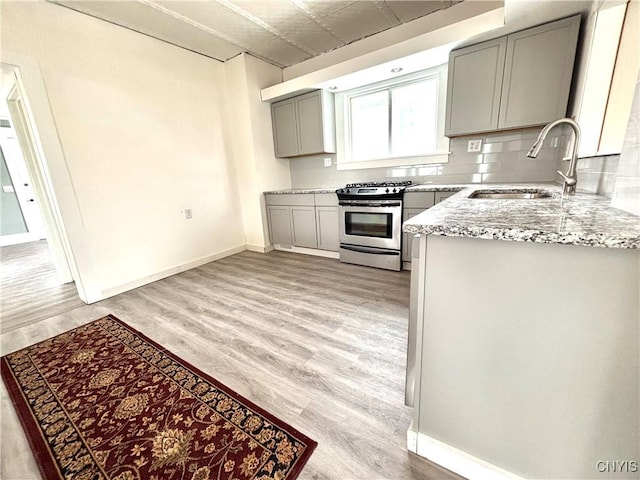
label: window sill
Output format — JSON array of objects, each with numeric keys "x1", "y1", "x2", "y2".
[{"x1": 336, "y1": 152, "x2": 450, "y2": 171}]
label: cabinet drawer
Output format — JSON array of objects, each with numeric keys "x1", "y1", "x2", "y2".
[
  {"x1": 265, "y1": 194, "x2": 315, "y2": 206},
  {"x1": 404, "y1": 192, "x2": 436, "y2": 209},
  {"x1": 435, "y1": 191, "x2": 457, "y2": 203},
  {"x1": 314, "y1": 193, "x2": 338, "y2": 206}
]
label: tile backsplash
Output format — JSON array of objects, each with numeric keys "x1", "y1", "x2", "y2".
[
  {"x1": 572, "y1": 154, "x2": 620, "y2": 198},
  {"x1": 611, "y1": 74, "x2": 640, "y2": 215},
  {"x1": 289, "y1": 127, "x2": 570, "y2": 188}
]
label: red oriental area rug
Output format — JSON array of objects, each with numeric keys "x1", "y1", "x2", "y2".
[{"x1": 1, "y1": 314, "x2": 316, "y2": 480}]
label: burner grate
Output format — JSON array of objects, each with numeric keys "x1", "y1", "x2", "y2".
[{"x1": 345, "y1": 180, "x2": 412, "y2": 188}]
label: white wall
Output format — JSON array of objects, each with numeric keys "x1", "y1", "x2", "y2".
[
  {"x1": 1, "y1": 1, "x2": 246, "y2": 300},
  {"x1": 223, "y1": 54, "x2": 290, "y2": 251}
]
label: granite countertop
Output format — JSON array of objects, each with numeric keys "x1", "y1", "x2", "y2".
[
  {"x1": 403, "y1": 184, "x2": 640, "y2": 249},
  {"x1": 405, "y1": 184, "x2": 468, "y2": 193},
  {"x1": 264, "y1": 184, "x2": 469, "y2": 195},
  {"x1": 264, "y1": 187, "x2": 340, "y2": 194}
]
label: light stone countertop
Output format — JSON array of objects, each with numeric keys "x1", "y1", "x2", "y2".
[
  {"x1": 405, "y1": 184, "x2": 468, "y2": 193},
  {"x1": 263, "y1": 187, "x2": 340, "y2": 194},
  {"x1": 403, "y1": 184, "x2": 640, "y2": 249},
  {"x1": 264, "y1": 184, "x2": 470, "y2": 195}
]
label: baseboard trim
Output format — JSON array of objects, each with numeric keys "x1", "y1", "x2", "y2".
[
  {"x1": 407, "y1": 429, "x2": 523, "y2": 480},
  {"x1": 95, "y1": 245, "x2": 247, "y2": 303},
  {"x1": 245, "y1": 244, "x2": 273, "y2": 253},
  {"x1": 273, "y1": 245, "x2": 339, "y2": 259}
]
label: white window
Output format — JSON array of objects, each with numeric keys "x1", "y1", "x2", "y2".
[{"x1": 336, "y1": 64, "x2": 449, "y2": 170}]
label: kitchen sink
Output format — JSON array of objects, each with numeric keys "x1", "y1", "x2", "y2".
[{"x1": 469, "y1": 189, "x2": 553, "y2": 199}]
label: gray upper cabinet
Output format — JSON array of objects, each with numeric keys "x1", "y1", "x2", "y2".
[
  {"x1": 296, "y1": 93, "x2": 324, "y2": 154},
  {"x1": 272, "y1": 100, "x2": 299, "y2": 158},
  {"x1": 271, "y1": 90, "x2": 336, "y2": 158},
  {"x1": 499, "y1": 16, "x2": 580, "y2": 129},
  {"x1": 445, "y1": 15, "x2": 581, "y2": 136},
  {"x1": 445, "y1": 38, "x2": 507, "y2": 136}
]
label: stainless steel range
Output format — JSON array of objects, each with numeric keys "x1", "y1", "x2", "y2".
[{"x1": 335, "y1": 181, "x2": 411, "y2": 271}]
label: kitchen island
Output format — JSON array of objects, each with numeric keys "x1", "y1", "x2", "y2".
[{"x1": 403, "y1": 184, "x2": 639, "y2": 480}]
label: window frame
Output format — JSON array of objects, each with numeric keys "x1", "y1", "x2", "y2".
[{"x1": 335, "y1": 64, "x2": 450, "y2": 170}]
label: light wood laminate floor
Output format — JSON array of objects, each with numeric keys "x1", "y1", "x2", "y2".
[
  {"x1": 1, "y1": 250, "x2": 464, "y2": 480},
  {"x1": 1, "y1": 240, "x2": 84, "y2": 333}
]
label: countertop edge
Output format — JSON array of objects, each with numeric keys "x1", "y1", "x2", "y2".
[
  {"x1": 263, "y1": 184, "x2": 472, "y2": 195},
  {"x1": 402, "y1": 184, "x2": 640, "y2": 250}
]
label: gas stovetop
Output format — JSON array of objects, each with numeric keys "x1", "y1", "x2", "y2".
[{"x1": 336, "y1": 180, "x2": 412, "y2": 196}]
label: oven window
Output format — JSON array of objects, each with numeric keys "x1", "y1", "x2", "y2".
[{"x1": 345, "y1": 212, "x2": 392, "y2": 238}]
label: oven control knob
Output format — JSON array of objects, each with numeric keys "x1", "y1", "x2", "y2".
[
  {"x1": 385, "y1": 188, "x2": 389, "y2": 193},
  {"x1": 392, "y1": 188, "x2": 397, "y2": 193}
]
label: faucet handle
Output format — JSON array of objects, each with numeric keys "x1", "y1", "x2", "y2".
[{"x1": 556, "y1": 170, "x2": 577, "y2": 186}]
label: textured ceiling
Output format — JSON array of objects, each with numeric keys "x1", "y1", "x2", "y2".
[{"x1": 51, "y1": 1, "x2": 462, "y2": 68}]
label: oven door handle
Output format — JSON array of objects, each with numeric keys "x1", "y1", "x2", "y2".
[
  {"x1": 340, "y1": 245, "x2": 400, "y2": 255},
  {"x1": 339, "y1": 201, "x2": 402, "y2": 208}
]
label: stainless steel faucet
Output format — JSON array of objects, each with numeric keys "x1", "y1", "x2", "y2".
[{"x1": 526, "y1": 117, "x2": 582, "y2": 195}]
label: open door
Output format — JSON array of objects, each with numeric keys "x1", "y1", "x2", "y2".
[{"x1": 0, "y1": 120, "x2": 47, "y2": 245}]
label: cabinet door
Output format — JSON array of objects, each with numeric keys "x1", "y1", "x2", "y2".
[
  {"x1": 316, "y1": 206, "x2": 339, "y2": 252},
  {"x1": 499, "y1": 15, "x2": 580, "y2": 129},
  {"x1": 434, "y1": 191, "x2": 456, "y2": 203},
  {"x1": 402, "y1": 209, "x2": 424, "y2": 262},
  {"x1": 291, "y1": 206, "x2": 318, "y2": 248},
  {"x1": 271, "y1": 99, "x2": 299, "y2": 158},
  {"x1": 445, "y1": 37, "x2": 507, "y2": 136},
  {"x1": 295, "y1": 91, "x2": 324, "y2": 155},
  {"x1": 267, "y1": 206, "x2": 293, "y2": 246}
]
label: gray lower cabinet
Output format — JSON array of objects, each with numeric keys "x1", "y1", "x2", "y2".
[
  {"x1": 267, "y1": 205, "x2": 317, "y2": 248},
  {"x1": 434, "y1": 191, "x2": 456, "y2": 203},
  {"x1": 402, "y1": 209, "x2": 423, "y2": 262},
  {"x1": 316, "y1": 206, "x2": 339, "y2": 251},
  {"x1": 403, "y1": 190, "x2": 459, "y2": 267},
  {"x1": 265, "y1": 193, "x2": 338, "y2": 252},
  {"x1": 267, "y1": 206, "x2": 293, "y2": 246},
  {"x1": 403, "y1": 192, "x2": 436, "y2": 264},
  {"x1": 445, "y1": 15, "x2": 580, "y2": 136},
  {"x1": 291, "y1": 206, "x2": 318, "y2": 248}
]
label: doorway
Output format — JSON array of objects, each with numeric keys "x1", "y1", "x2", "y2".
[
  {"x1": 0, "y1": 118, "x2": 47, "y2": 246},
  {"x1": 0, "y1": 63, "x2": 84, "y2": 332}
]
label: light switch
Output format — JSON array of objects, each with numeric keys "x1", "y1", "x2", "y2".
[
  {"x1": 323, "y1": 157, "x2": 332, "y2": 167},
  {"x1": 2, "y1": 185, "x2": 14, "y2": 193},
  {"x1": 467, "y1": 139, "x2": 482, "y2": 153}
]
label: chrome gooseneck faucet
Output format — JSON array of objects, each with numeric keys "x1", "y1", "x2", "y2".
[{"x1": 526, "y1": 117, "x2": 582, "y2": 195}]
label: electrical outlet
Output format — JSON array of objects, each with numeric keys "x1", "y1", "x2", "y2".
[
  {"x1": 467, "y1": 139, "x2": 482, "y2": 153},
  {"x1": 184, "y1": 208, "x2": 192, "y2": 219},
  {"x1": 324, "y1": 157, "x2": 332, "y2": 167}
]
